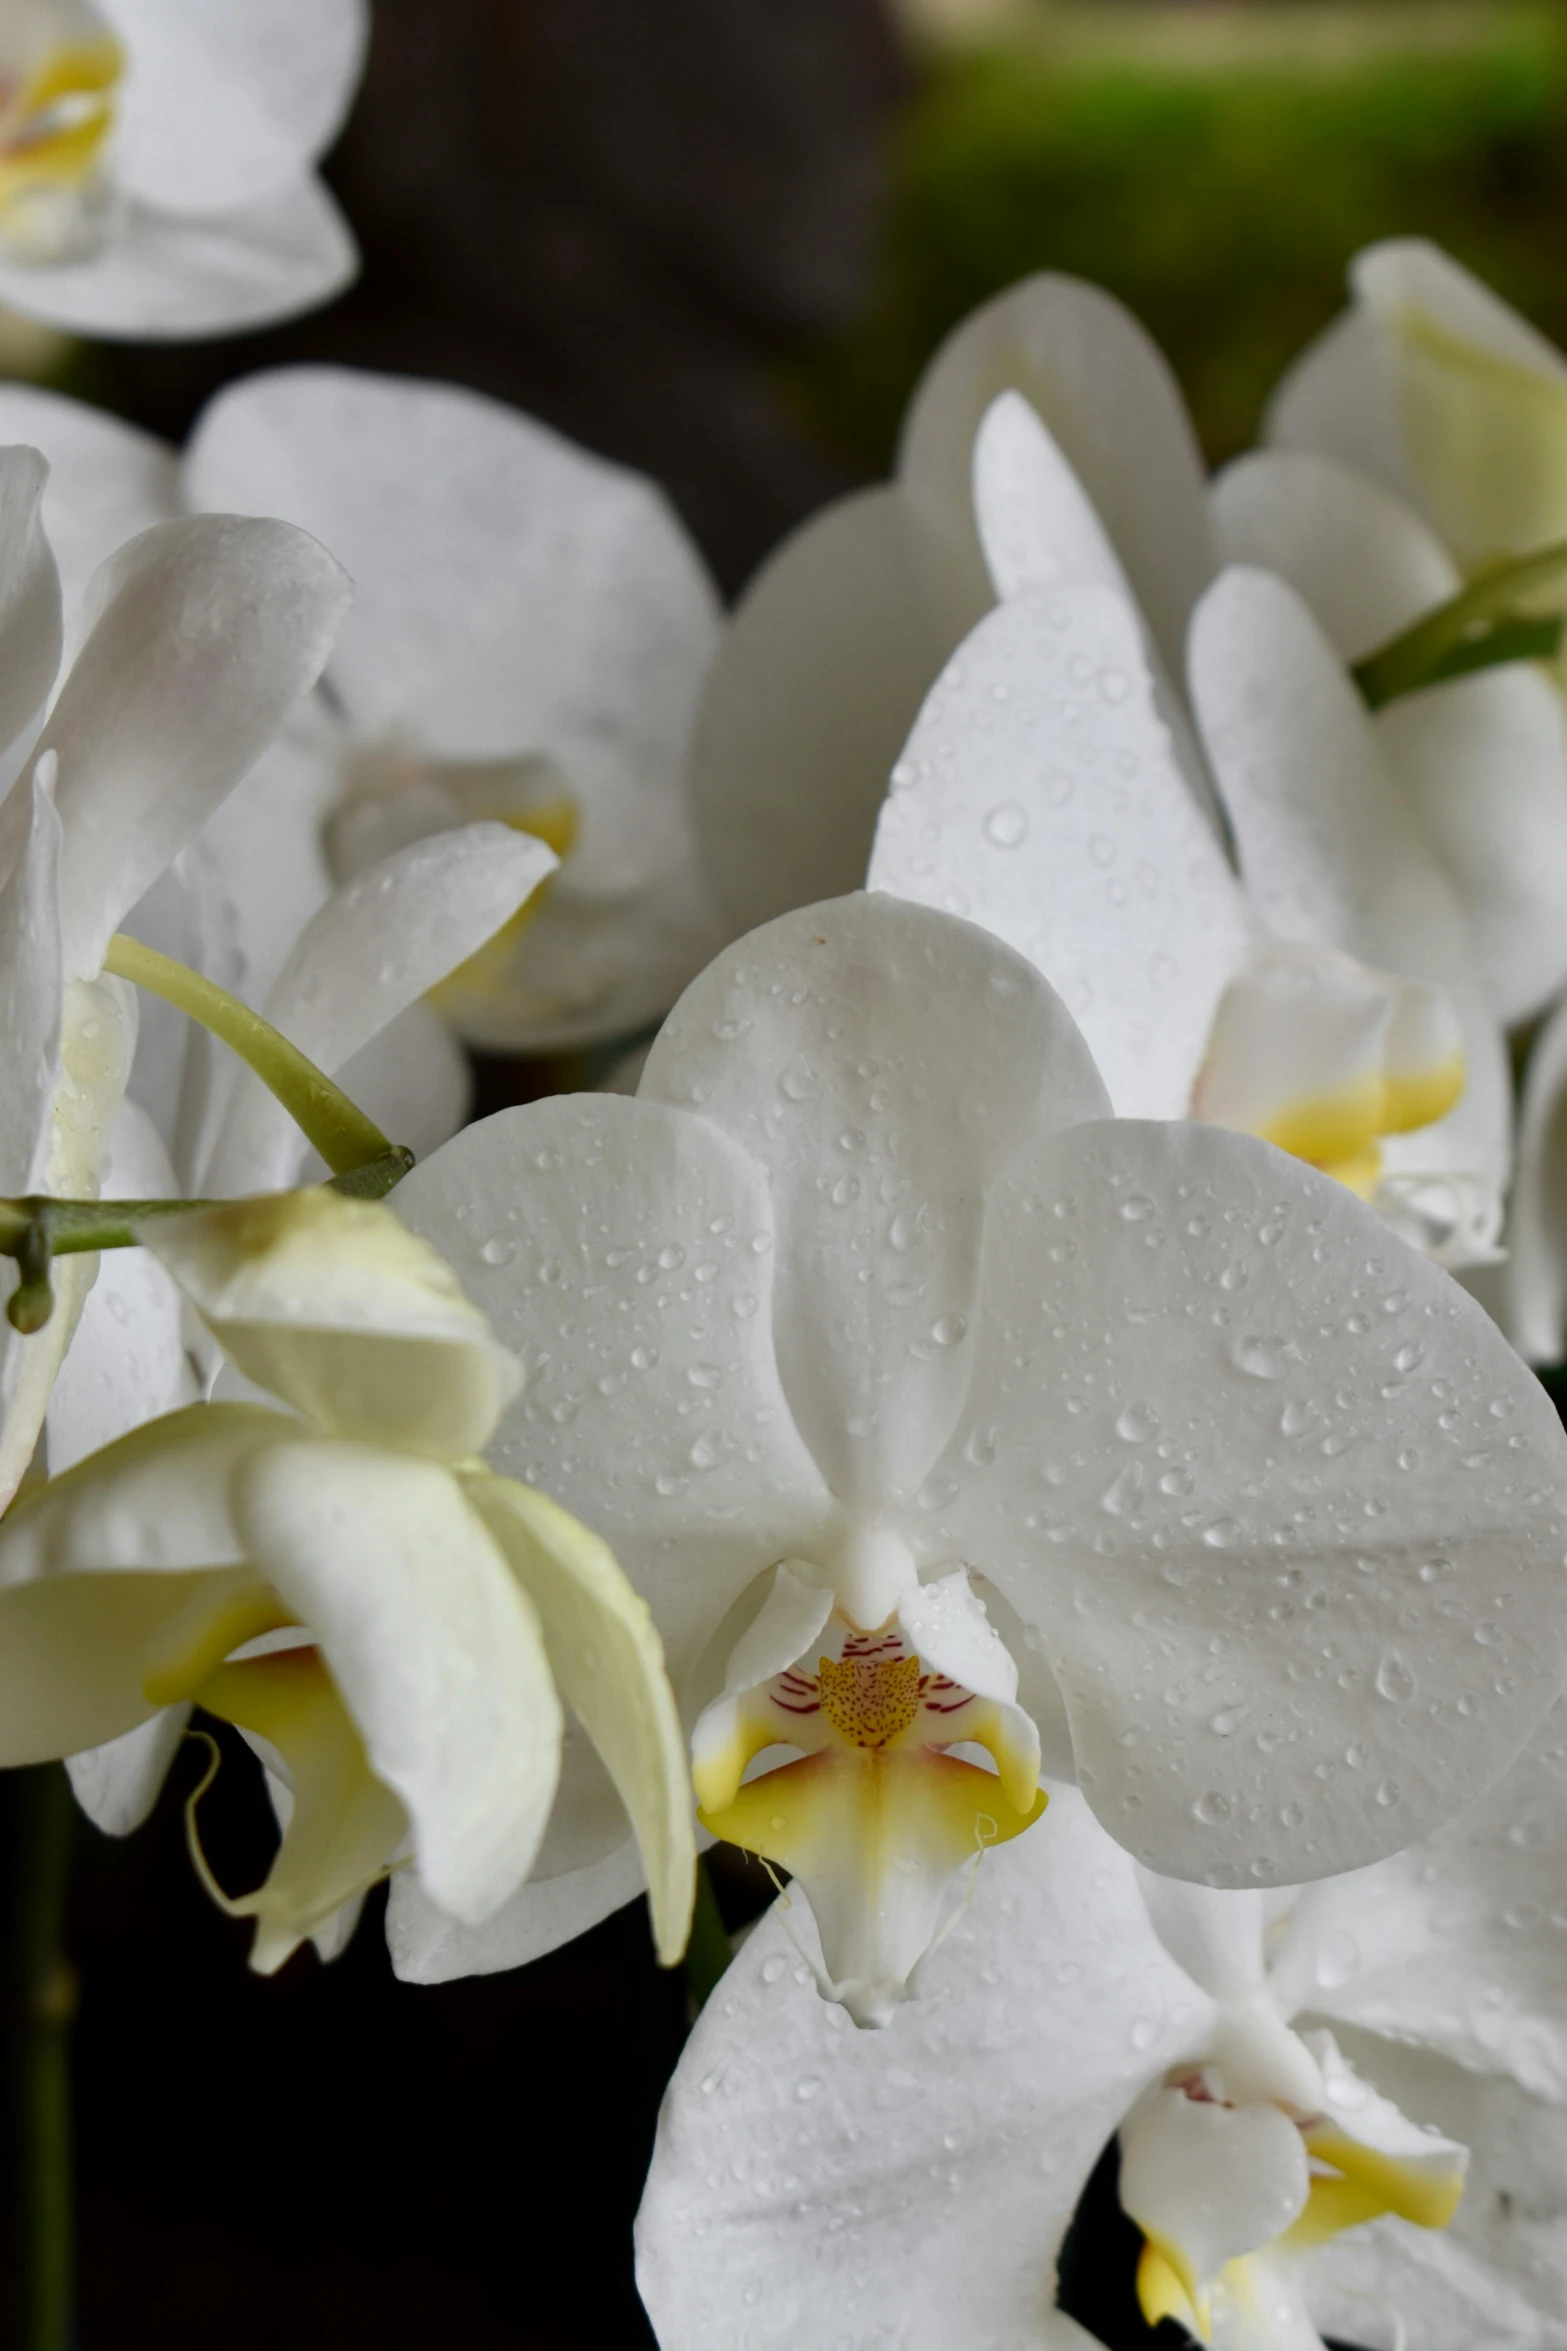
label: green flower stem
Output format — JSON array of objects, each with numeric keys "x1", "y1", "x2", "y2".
[
  {"x1": 1354, "y1": 542, "x2": 1567, "y2": 709},
  {"x1": 103, "y1": 933, "x2": 392, "y2": 1178},
  {"x1": 684, "y1": 1856, "x2": 734, "y2": 2016},
  {"x1": 3, "y1": 1765, "x2": 77, "y2": 2351}
]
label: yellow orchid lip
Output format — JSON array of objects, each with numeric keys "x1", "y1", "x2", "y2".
[{"x1": 0, "y1": 18, "x2": 122, "y2": 264}]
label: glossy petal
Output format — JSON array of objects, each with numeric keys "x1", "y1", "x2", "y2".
[
  {"x1": 144, "y1": 1192, "x2": 522, "y2": 1460},
  {"x1": 1189, "y1": 568, "x2": 1510, "y2": 1222},
  {"x1": 391, "y1": 1092, "x2": 834, "y2": 1684},
  {"x1": 641, "y1": 894, "x2": 1111, "y2": 1524},
  {"x1": 635, "y1": 1789, "x2": 1206, "y2": 2351},
  {"x1": 104, "y1": 0, "x2": 368, "y2": 212},
  {"x1": 1268, "y1": 1705, "x2": 1567, "y2": 2099},
  {"x1": 921, "y1": 1115, "x2": 1567, "y2": 1885},
  {"x1": 202, "y1": 820, "x2": 556, "y2": 1192},
  {"x1": 0, "y1": 386, "x2": 178, "y2": 636},
  {"x1": 899, "y1": 271, "x2": 1215, "y2": 682},
  {"x1": 0, "y1": 442, "x2": 63, "y2": 777},
  {"x1": 184, "y1": 367, "x2": 719, "y2": 894},
  {"x1": 867, "y1": 585, "x2": 1251, "y2": 1119},
  {"x1": 0, "y1": 176, "x2": 357, "y2": 339},
  {"x1": 24, "y1": 513, "x2": 349, "y2": 979},
  {"x1": 232, "y1": 1438, "x2": 563, "y2": 1927},
  {"x1": 691, "y1": 485, "x2": 959, "y2": 933},
  {"x1": 464, "y1": 1470, "x2": 696, "y2": 1967}
]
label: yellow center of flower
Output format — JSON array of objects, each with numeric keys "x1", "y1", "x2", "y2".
[
  {"x1": 817, "y1": 1648, "x2": 923, "y2": 1747},
  {"x1": 0, "y1": 4, "x2": 122, "y2": 263}
]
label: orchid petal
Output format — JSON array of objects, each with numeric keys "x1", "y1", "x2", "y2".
[
  {"x1": 923, "y1": 1115, "x2": 1567, "y2": 1885},
  {"x1": 27, "y1": 513, "x2": 349, "y2": 980},
  {"x1": 691, "y1": 485, "x2": 958, "y2": 934},
  {"x1": 143, "y1": 1192, "x2": 522, "y2": 1460},
  {"x1": 867, "y1": 584, "x2": 1251, "y2": 1119},
  {"x1": 634, "y1": 1789, "x2": 1206, "y2": 2351},
  {"x1": 231, "y1": 1438, "x2": 563, "y2": 1928},
  {"x1": 1120, "y1": 2087, "x2": 1310, "y2": 2309},
  {"x1": 330, "y1": 1001, "x2": 471, "y2": 1168},
  {"x1": 0, "y1": 386, "x2": 178, "y2": 638},
  {"x1": 899, "y1": 271, "x2": 1215, "y2": 682},
  {"x1": 1189, "y1": 567, "x2": 1511, "y2": 1225},
  {"x1": 67, "y1": 1704, "x2": 188, "y2": 1836},
  {"x1": 0, "y1": 1566, "x2": 220, "y2": 1762},
  {"x1": 461, "y1": 1471, "x2": 695, "y2": 1967},
  {"x1": 391, "y1": 1092, "x2": 835, "y2": 1686},
  {"x1": 641, "y1": 894, "x2": 1111, "y2": 1524},
  {"x1": 202, "y1": 820, "x2": 556, "y2": 1193},
  {"x1": 0, "y1": 442, "x2": 62, "y2": 778},
  {"x1": 387, "y1": 1833, "x2": 649, "y2": 1985},
  {"x1": 1265, "y1": 305, "x2": 1410, "y2": 499},
  {"x1": 1503, "y1": 990, "x2": 1567, "y2": 1361},
  {"x1": 103, "y1": 0, "x2": 368, "y2": 212},
  {"x1": 0, "y1": 1401, "x2": 276, "y2": 1581}
]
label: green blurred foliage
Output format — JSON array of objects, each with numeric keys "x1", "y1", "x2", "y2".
[{"x1": 789, "y1": 2, "x2": 1567, "y2": 472}]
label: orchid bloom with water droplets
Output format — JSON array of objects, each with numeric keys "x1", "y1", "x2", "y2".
[
  {"x1": 378, "y1": 890, "x2": 1567, "y2": 2023},
  {"x1": 0, "y1": 369, "x2": 726, "y2": 1061},
  {"x1": 0, "y1": 1189, "x2": 695, "y2": 1975},
  {"x1": 0, "y1": 439, "x2": 353, "y2": 1506},
  {"x1": 638, "y1": 1706, "x2": 1567, "y2": 2351},
  {"x1": 868, "y1": 552, "x2": 1509, "y2": 1268},
  {"x1": 0, "y1": 0, "x2": 364, "y2": 338},
  {"x1": 691, "y1": 264, "x2": 1567, "y2": 1049}
]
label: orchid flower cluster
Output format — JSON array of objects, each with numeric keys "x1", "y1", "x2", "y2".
[{"x1": 4, "y1": 12, "x2": 1567, "y2": 2344}]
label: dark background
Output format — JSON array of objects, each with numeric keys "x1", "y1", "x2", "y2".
[{"x1": 7, "y1": 0, "x2": 1567, "y2": 2342}]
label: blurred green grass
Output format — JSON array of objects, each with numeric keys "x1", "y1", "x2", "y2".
[{"x1": 790, "y1": 1, "x2": 1567, "y2": 472}]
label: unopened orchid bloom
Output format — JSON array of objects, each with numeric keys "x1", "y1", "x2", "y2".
[
  {"x1": 381, "y1": 891, "x2": 1567, "y2": 2024},
  {"x1": 0, "y1": 0, "x2": 364, "y2": 338},
  {"x1": 0, "y1": 1190, "x2": 694, "y2": 1974},
  {"x1": 867, "y1": 552, "x2": 1510, "y2": 1266},
  {"x1": 0, "y1": 438, "x2": 353, "y2": 1505},
  {"x1": 692, "y1": 266, "x2": 1567, "y2": 1040},
  {"x1": 638, "y1": 1706, "x2": 1567, "y2": 2351},
  {"x1": 0, "y1": 369, "x2": 726, "y2": 1057}
]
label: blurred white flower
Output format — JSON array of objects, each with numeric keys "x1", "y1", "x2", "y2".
[
  {"x1": 0, "y1": 0, "x2": 365, "y2": 338},
  {"x1": 0, "y1": 369, "x2": 727, "y2": 1055},
  {"x1": 382, "y1": 891, "x2": 1567, "y2": 2021},
  {"x1": 638, "y1": 1709, "x2": 1567, "y2": 2351},
  {"x1": 0, "y1": 1190, "x2": 695, "y2": 1973}
]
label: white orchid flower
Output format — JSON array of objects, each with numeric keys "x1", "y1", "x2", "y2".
[
  {"x1": 868, "y1": 557, "x2": 1510, "y2": 1267},
  {"x1": 0, "y1": 438, "x2": 354, "y2": 1507},
  {"x1": 638, "y1": 1702, "x2": 1567, "y2": 2351},
  {"x1": 0, "y1": 1189, "x2": 695, "y2": 1975},
  {"x1": 378, "y1": 889, "x2": 1567, "y2": 2025},
  {"x1": 0, "y1": 370, "x2": 726, "y2": 1057},
  {"x1": 0, "y1": 0, "x2": 364, "y2": 339}
]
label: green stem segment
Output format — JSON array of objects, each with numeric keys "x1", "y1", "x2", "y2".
[
  {"x1": 103, "y1": 933, "x2": 392, "y2": 1177},
  {"x1": 1353, "y1": 541, "x2": 1567, "y2": 709},
  {"x1": 684, "y1": 1856, "x2": 734, "y2": 2017},
  {"x1": 3, "y1": 1766, "x2": 76, "y2": 2351}
]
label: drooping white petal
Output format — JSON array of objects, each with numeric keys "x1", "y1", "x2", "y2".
[
  {"x1": 867, "y1": 585, "x2": 1251, "y2": 1119},
  {"x1": 691, "y1": 485, "x2": 960, "y2": 934},
  {"x1": 0, "y1": 176, "x2": 357, "y2": 340},
  {"x1": 0, "y1": 758, "x2": 64, "y2": 1199},
  {"x1": 463, "y1": 1469, "x2": 696, "y2": 1967},
  {"x1": 25, "y1": 513, "x2": 350, "y2": 980},
  {"x1": 0, "y1": 387, "x2": 179, "y2": 638},
  {"x1": 144, "y1": 1192, "x2": 522, "y2": 1461},
  {"x1": 1189, "y1": 567, "x2": 1511, "y2": 1221},
  {"x1": 1211, "y1": 448, "x2": 1457, "y2": 662},
  {"x1": 66, "y1": 1704, "x2": 189, "y2": 1836},
  {"x1": 0, "y1": 1566, "x2": 221, "y2": 1763},
  {"x1": 231, "y1": 1438, "x2": 562, "y2": 1928},
  {"x1": 387, "y1": 1832, "x2": 649, "y2": 1986},
  {"x1": 201, "y1": 820, "x2": 556, "y2": 1193},
  {"x1": 641, "y1": 894, "x2": 1111, "y2": 1527},
  {"x1": 899, "y1": 271, "x2": 1215, "y2": 682},
  {"x1": 922, "y1": 1115, "x2": 1567, "y2": 1886},
  {"x1": 0, "y1": 442, "x2": 63, "y2": 782},
  {"x1": 391, "y1": 1092, "x2": 835, "y2": 1685},
  {"x1": 1267, "y1": 1705, "x2": 1567, "y2": 2099},
  {"x1": 1119, "y1": 2087, "x2": 1310, "y2": 2305},
  {"x1": 0, "y1": 1401, "x2": 277, "y2": 1582},
  {"x1": 103, "y1": 0, "x2": 368, "y2": 213},
  {"x1": 184, "y1": 367, "x2": 720, "y2": 892},
  {"x1": 634, "y1": 1789, "x2": 1207, "y2": 2351}
]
